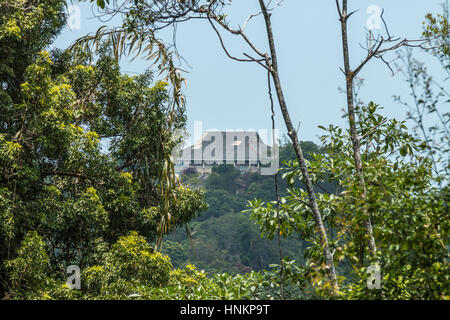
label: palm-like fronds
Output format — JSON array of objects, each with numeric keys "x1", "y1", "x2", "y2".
[{"x1": 71, "y1": 25, "x2": 185, "y2": 251}]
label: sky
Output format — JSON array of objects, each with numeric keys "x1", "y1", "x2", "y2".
[{"x1": 52, "y1": 0, "x2": 447, "y2": 145}]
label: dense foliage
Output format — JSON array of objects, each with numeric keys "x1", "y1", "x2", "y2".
[
  {"x1": 0, "y1": 0, "x2": 448, "y2": 300},
  {"x1": 249, "y1": 103, "x2": 449, "y2": 299},
  {"x1": 0, "y1": 0, "x2": 206, "y2": 299},
  {"x1": 163, "y1": 141, "x2": 330, "y2": 275}
]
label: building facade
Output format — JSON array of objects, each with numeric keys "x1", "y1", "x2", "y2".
[{"x1": 174, "y1": 131, "x2": 275, "y2": 174}]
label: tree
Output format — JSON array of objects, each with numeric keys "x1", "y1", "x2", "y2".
[
  {"x1": 335, "y1": 0, "x2": 436, "y2": 263},
  {"x1": 0, "y1": 0, "x2": 206, "y2": 298},
  {"x1": 80, "y1": 0, "x2": 338, "y2": 291},
  {"x1": 249, "y1": 102, "x2": 449, "y2": 299},
  {"x1": 395, "y1": 1, "x2": 449, "y2": 180},
  {"x1": 163, "y1": 141, "x2": 326, "y2": 287},
  {"x1": 0, "y1": 0, "x2": 66, "y2": 105},
  {"x1": 205, "y1": 164, "x2": 241, "y2": 195}
]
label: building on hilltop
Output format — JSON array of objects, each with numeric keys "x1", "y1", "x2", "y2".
[{"x1": 174, "y1": 131, "x2": 276, "y2": 175}]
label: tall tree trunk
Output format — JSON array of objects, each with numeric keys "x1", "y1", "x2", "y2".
[
  {"x1": 338, "y1": 0, "x2": 377, "y2": 258},
  {"x1": 259, "y1": 0, "x2": 338, "y2": 291}
]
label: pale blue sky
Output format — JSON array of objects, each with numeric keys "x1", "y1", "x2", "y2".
[{"x1": 53, "y1": 1, "x2": 446, "y2": 145}]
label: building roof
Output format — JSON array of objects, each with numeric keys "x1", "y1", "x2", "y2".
[{"x1": 175, "y1": 130, "x2": 272, "y2": 165}]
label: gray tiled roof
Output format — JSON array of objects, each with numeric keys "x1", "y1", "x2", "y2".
[{"x1": 177, "y1": 131, "x2": 271, "y2": 165}]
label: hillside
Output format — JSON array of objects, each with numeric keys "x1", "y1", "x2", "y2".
[{"x1": 163, "y1": 140, "x2": 331, "y2": 274}]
